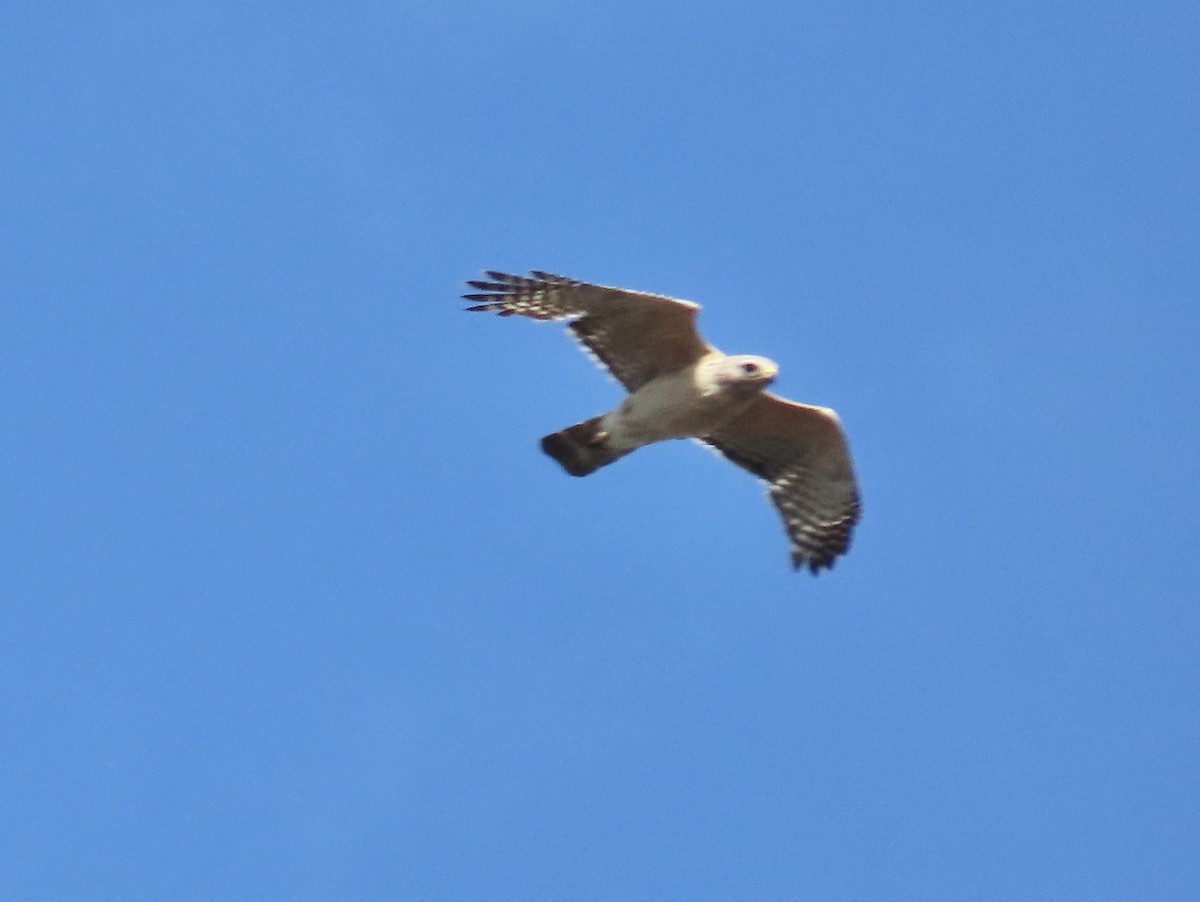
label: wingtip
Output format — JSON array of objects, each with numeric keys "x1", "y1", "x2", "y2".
[
  {"x1": 471, "y1": 269, "x2": 568, "y2": 287},
  {"x1": 791, "y1": 550, "x2": 837, "y2": 575}
]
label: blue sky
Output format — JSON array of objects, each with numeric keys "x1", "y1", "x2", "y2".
[{"x1": 2, "y1": 2, "x2": 1198, "y2": 898}]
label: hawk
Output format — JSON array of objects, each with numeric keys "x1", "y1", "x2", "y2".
[{"x1": 463, "y1": 271, "x2": 861, "y2": 573}]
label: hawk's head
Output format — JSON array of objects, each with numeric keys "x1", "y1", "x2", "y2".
[{"x1": 710, "y1": 355, "x2": 779, "y2": 393}]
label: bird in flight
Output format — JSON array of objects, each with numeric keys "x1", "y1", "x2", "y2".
[{"x1": 462, "y1": 271, "x2": 861, "y2": 573}]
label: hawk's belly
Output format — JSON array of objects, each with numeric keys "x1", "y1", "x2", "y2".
[{"x1": 602, "y1": 368, "x2": 752, "y2": 450}]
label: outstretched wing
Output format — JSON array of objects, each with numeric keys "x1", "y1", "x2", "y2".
[
  {"x1": 703, "y1": 394, "x2": 860, "y2": 573},
  {"x1": 463, "y1": 271, "x2": 712, "y2": 391}
]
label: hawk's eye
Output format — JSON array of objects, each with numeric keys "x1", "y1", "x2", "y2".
[{"x1": 741, "y1": 362, "x2": 760, "y2": 375}]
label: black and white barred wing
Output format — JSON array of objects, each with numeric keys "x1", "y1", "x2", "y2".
[
  {"x1": 704, "y1": 394, "x2": 861, "y2": 573},
  {"x1": 463, "y1": 271, "x2": 712, "y2": 391}
]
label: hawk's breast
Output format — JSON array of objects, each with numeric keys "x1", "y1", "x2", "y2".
[{"x1": 602, "y1": 358, "x2": 757, "y2": 450}]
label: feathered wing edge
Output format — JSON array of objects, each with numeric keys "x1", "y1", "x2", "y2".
[
  {"x1": 460, "y1": 270, "x2": 711, "y2": 391},
  {"x1": 702, "y1": 395, "x2": 861, "y2": 574},
  {"x1": 462, "y1": 270, "x2": 581, "y2": 317}
]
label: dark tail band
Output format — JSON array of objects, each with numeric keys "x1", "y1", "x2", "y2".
[{"x1": 540, "y1": 416, "x2": 630, "y2": 476}]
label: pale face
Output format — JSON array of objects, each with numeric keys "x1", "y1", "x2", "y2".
[{"x1": 712, "y1": 354, "x2": 779, "y2": 391}]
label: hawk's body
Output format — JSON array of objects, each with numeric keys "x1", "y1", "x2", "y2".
[
  {"x1": 463, "y1": 271, "x2": 861, "y2": 573},
  {"x1": 603, "y1": 352, "x2": 772, "y2": 448}
]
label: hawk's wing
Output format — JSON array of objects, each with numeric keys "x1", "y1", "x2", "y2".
[
  {"x1": 463, "y1": 271, "x2": 712, "y2": 391},
  {"x1": 703, "y1": 393, "x2": 860, "y2": 573}
]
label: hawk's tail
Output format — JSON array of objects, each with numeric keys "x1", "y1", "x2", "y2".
[{"x1": 541, "y1": 417, "x2": 630, "y2": 477}]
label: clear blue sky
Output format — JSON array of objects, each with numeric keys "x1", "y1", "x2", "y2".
[{"x1": 3, "y1": 2, "x2": 1198, "y2": 899}]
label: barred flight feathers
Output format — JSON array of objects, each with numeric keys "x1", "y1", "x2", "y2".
[
  {"x1": 702, "y1": 394, "x2": 860, "y2": 573},
  {"x1": 464, "y1": 271, "x2": 710, "y2": 391}
]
